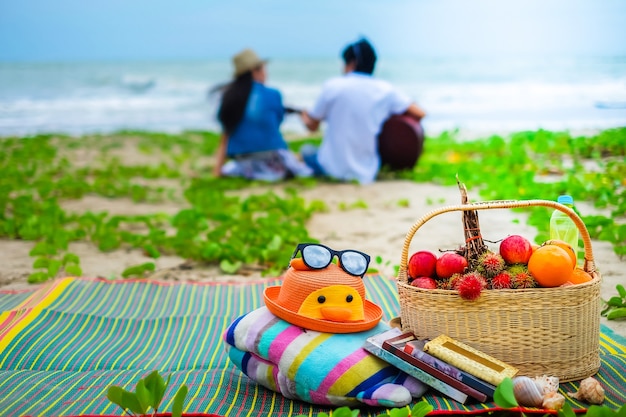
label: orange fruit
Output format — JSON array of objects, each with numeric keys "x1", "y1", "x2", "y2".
[
  {"x1": 543, "y1": 239, "x2": 577, "y2": 268},
  {"x1": 528, "y1": 245, "x2": 575, "y2": 287},
  {"x1": 568, "y1": 267, "x2": 593, "y2": 285}
]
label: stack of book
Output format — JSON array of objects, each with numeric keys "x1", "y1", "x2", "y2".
[{"x1": 363, "y1": 328, "x2": 518, "y2": 404}]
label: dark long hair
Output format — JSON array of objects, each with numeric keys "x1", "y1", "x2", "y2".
[{"x1": 217, "y1": 72, "x2": 254, "y2": 135}]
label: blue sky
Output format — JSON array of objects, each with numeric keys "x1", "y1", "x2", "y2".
[{"x1": 1, "y1": 0, "x2": 625, "y2": 61}]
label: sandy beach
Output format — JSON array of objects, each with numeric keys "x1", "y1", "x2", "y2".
[{"x1": 1, "y1": 170, "x2": 624, "y2": 338}]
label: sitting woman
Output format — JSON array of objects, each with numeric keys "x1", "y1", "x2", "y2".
[{"x1": 213, "y1": 48, "x2": 311, "y2": 181}]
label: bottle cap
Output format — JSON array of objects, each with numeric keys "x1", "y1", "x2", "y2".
[{"x1": 557, "y1": 195, "x2": 574, "y2": 205}]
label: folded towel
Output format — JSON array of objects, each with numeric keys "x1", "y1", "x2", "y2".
[{"x1": 224, "y1": 307, "x2": 428, "y2": 408}]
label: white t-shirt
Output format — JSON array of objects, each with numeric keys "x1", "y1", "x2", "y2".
[{"x1": 308, "y1": 72, "x2": 413, "y2": 184}]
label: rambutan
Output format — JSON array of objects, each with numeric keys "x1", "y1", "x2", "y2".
[
  {"x1": 456, "y1": 272, "x2": 487, "y2": 301},
  {"x1": 438, "y1": 273, "x2": 462, "y2": 290},
  {"x1": 490, "y1": 271, "x2": 513, "y2": 289},
  {"x1": 508, "y1": 264, "x2": 538, "y2": 289},
  {"x1": 476, "y1": 251, "x2": 506, "y2": 278}
]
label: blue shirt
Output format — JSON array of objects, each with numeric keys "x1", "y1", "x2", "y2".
[{"x1": 226, "y1": 82, "x2": 287, "y2": 156}]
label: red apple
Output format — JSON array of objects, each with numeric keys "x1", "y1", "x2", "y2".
[
  {"x1": 408, "y1": 250, "x2": 438, "y2": 279},
  {"x1": 410, "y1": 276, "x2": 437, "y2": 289},
  {"x1": 435, "y1": 253, "x2": 468, "y2": 279},
  {"x1": 499, "y1": 235, "x2": 533, "y2": 264}
]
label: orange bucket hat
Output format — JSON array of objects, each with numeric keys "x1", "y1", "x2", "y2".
[{"x1": 264, "y1": 263, "x2": 382, "y2": 333}]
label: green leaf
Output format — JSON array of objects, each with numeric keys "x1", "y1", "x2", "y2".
[
  {"x1": 64, "y1": 264, "x2": 82, "y2": 276},
  {"x1": 121, "y1": 389, "x2": 145, "y2": 415},
  {"x1": 411, "y1": 400, "x2": 434, "y2": 417},
  {"x1": 493, "y1": 377, "x2": 518, "y2": 409},
  {"x1": 171, "y1": 384, "x2": 188, "y2": 417},
  {"x1": 585, "y1": 404, "x2": 619, "y2": 417},
  {"x1": 135, "y1": 379, "x2": 152, "y2": 413},
  {"x1": 32, "y1": 257, "x2": 50, "y2": 269},
  {"x1": 143, "y1": 243, "x2": 161, "y2": 259},
  {"x1": 144, "y1": 370, "x2": 166, "y2": 410},
  {"x1": 388, "y1": 406, "x2": 410, "y2": 417},
  {"x1": 27, "y1": 271, "x2": 49, "y2": 284},
  {"x1": 106, "y1": 386, "x2": 126, "y2": 411},
  {"x1": 220, "y1": 259, "x2": 242, "y2": 274},
  {"x1": 606, "y1": 307, "x2": 626, "y2": 320},
  {"x1": 47, "y1": 259, "x2": 62, "y2": 277},
  {"x1": 617, "y1": 284, "x2": 626, "y2": 299},
  {"x1": 557, "y1": 402, "x2": 577, "y2": 417},
  {"x1": 61, "y1": 253, "x2": 80, "y2": 265},
  {"x1": 121, "y1": 262, "x2": 155, "y2": 278}
]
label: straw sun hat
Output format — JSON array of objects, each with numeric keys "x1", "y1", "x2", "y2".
[
  {"x1": 232, "y1": 48, "x2": 267, "y2": 77},
  {"x1": 263, "y1": 263, "x2": 383, "y2": 333}
]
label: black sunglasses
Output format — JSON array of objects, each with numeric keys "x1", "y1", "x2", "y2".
[{"x1": 290, "y1": 243, "x2": 371, "y2": 277}]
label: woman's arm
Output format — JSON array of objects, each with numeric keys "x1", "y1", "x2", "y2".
[{"x1": 213, "y1": 133, "x2": 228, "y2": 177}]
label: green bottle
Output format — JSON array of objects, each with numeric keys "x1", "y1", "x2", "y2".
[{"x1": 549, "y1": 195, "x2": 579, "y2": 263}]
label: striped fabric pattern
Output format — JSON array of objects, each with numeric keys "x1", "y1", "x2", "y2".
[{"x1": 0, "y1": 276, "x2": 624, "y2": 416}]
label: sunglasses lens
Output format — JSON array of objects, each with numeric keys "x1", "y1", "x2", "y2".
[
  {"x1": 302, "y1": 245, "x2": 332, "y2": 269},
  {"x1": 340, "y1": 251, "x2": 368, "y2": 276}
]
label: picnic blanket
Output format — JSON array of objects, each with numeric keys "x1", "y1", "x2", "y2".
[{"x1": 0, "y1": 276, "x2": 624, "y2": 417}]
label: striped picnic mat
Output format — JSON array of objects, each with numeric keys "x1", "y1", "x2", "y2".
[{"x1": 0, "y1": 276, "x2": 624, "y2": 417}]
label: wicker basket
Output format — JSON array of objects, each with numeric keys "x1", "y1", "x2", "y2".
[{"x1": 396, "y1": 199, "x2": 601, "y2": 382}]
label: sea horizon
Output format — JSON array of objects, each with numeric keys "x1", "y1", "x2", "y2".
[{"x1": 1, "y1": 54, "x2": 625, "y2": 138}]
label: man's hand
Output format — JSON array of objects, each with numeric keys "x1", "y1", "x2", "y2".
[{"x1": 300, "y1": 111, "x2": 321, "y2": 132}]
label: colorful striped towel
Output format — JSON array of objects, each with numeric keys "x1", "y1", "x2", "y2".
[{"x1": 224, "y1": 306, "x2": 428, "y2": 408}]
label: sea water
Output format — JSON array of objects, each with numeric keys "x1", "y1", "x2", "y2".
[{"x1": 1, "y1": 55, "x2": 625, "y2": 137}]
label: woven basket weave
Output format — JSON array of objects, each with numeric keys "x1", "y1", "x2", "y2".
[{"x1": 396, "y1": 199, "x2": 601, "y2": 382}]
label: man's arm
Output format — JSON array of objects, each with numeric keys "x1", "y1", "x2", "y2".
[
  {"x1": 404, "y1": 103, "x2": 426, "y2": 121},
  {"x1": 300, "y1": 110, "x2": 321, "y2": 133}
]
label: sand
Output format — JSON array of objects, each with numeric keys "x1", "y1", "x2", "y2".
[{"x1": 1, "y1": 178, "x2": 624, "y2": 338}]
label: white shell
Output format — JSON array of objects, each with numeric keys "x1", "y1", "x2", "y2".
[
  {"x1": 542, "y1": 392, "x2": 566, "y2": 410},
  {"x1": 533, "y1": 375, "x2": 560, "y2": 395},
  {"x1": 568, "y1": 377, "x2": 605, "y2": 405},
  {"x1": 513, "y1": 376, "x2": 544, "y2": 408}
]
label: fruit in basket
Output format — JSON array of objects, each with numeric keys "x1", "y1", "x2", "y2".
[
  {"x1": 490, "y1": 270, "x2": 513, "y2": 289},
  {"x1": 438, "y1": 273, "x2": 462, "y2": 290},
  {"x1": 568, "y1": 267, "x2": 593, "y2": 285},
  {"x1": 408, "y1": 250, "x2": 438, "y2": 279},
  {"x1": 543, "y1": 239, "x2": 576, "y2": 267},
  {"x1": 456, "y1": 271, "x2": 487, "y2": 300},
  {"x1": 499, "y1": 235, "x2": 533, "y2": 265},
  {"x1": 410, "y1": 276, "x2": 438, "y2": 289},
  {"x1": 527, "y1": 245, "x2": 574, "y2": 287},
  {"x1": 508, "y1": 264, "x2": 537, "y2": 289},
  {"x1": 435, "y1": 253, "x2": 468, "y2": 279},
  {"x1": 476, "y1": 251, "x2": 506, "y2": 278}
]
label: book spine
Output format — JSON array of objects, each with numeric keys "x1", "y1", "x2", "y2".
[
  {"x1": 383, "y1": 342, "x2": 488, "y2": 403},
  {"x1": 363, "y1": 340, "x2": 469, "y2": 404},
  {"x1": 404, "y1": 341, "x2": 495, "y2": 397}
]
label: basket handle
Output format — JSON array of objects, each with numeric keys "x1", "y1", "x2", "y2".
[{"x1": 400, "y1": 199, "x2": 596, "y2": 275}]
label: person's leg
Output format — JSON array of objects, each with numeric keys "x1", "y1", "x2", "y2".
[{"x1": 300, "y1": 144, "x2": 326, "y2": 177}]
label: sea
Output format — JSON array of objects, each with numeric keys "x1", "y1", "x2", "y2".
[{"x1": 1, "y1": 55, "x2": 625, "y2": 138}]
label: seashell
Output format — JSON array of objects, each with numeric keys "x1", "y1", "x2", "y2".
[
  {"x1": 533, "y1": 375, "x2": 560, "y2": 395},
  {"x1": 513, "y1": 376, "x2": 544, "y2": 408},
  {"x1": 542, "y1": 392, "x2": 566, "y2": 410},
  {"x1": 568, "y1": 377, "x2": 605, "y2": 404}
]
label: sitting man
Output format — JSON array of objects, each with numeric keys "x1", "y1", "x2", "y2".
[{"x1": 300, "y1": 38, "x2": 426, "y2": 184}]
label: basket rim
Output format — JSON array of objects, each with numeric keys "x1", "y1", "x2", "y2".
[{"x1": 398, "y1": 199, "x2": 597, "y2": 277}]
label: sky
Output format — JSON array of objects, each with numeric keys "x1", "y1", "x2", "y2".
[{"x1": 1, "y1": 0, "x2": 625, "y2": 62}]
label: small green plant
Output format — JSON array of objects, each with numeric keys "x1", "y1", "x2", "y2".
[
  {"x1": 602, "y1": 284, "x2": 626, "y2": 320},
  {"x1": 107, "y1": 370, "x2": 188, "y2": 417},
  {"x1": 294, "y1": 400, "x2": 432, "y2": 417}
]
